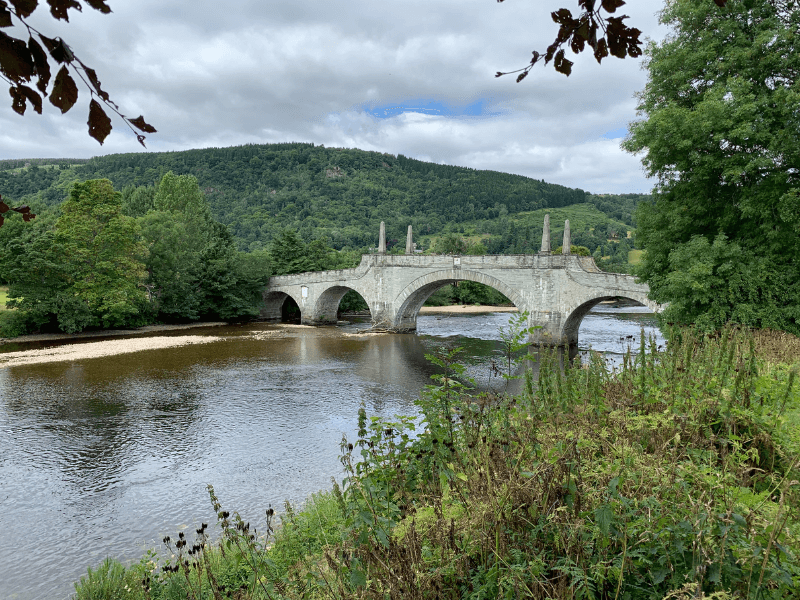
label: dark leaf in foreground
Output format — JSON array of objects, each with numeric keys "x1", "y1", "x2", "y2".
[
  {"x1": 0, "y1": 30, "x2": 35, "y2": 81},
  {"x1": 40, "y1": 34, "x2": 73, "y2": 63},
  {"x1": 82, "y1": 64, "x2": 110, "y2": 101},
  {"x1": 129, "y1": 115, "x2": 157, "y2": 133},
  {"x1": 84, "y1": 0, "x2": 111, "y2": 13},
  {"x1": 28, "y1": 36, "x2": 51, "y2": 93},
  {"x1": 49, "y1": 64, "x2": 77, "y2": 112},
  {"x1": 87, "y1": 97, "x2": 111, "y2": 144},
  {"x1": 9, "y1": 0, "x2": 38, "y2": 19},
  {"x1": 0, "y1": 4, "x2": 13, "y2": 28},
  {"x1": 46, "y1": 0, "x2": 82, "y2": 22},
  {"x1": 10, "y1": 83, "x2": 41, "y2": 114}
]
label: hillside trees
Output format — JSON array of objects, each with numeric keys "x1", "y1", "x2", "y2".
[
  {"x1": 624, "y1": 0, "x2": 800, "y2": 333},
  {"x1": 0, "y1": 145, "x2": 595, "y2": 252},
  {"x1": 268, "y1": 228, "x2": 360, "y2": 276}
]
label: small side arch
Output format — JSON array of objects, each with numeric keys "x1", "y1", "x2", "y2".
[
  {"x1": 311, "y1": 285, "x2": 373, "y2": 324},
  {"x1": 561, "y1": 292, "x2": 660, "y2": 348},
  {"x1": 393, "y1": 269, "x2": 527, "y2": 331},
  {"x1": 261, "y1": 290, "x2": 303, "y2": 322}
]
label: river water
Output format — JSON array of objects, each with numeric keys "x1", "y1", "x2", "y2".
[{"x1": 0, "y1": 304, "x2": 660, "y2": 600}]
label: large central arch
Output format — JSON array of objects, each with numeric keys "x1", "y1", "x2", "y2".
[{"x1": 392, "y1": 269, "x2": 528, "y2": 331}]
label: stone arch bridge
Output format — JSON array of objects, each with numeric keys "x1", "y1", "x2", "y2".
[{"x1": 263, "y1": 239, "x2": 659, "y2": 349}]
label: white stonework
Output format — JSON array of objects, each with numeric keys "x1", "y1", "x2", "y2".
[{"x1": 263, "y1": 253, "x2": 660, "y2": 348}]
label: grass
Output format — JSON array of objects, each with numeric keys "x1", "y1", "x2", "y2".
[
  {"x1": 73, "y1": 325, "x2": 800, "y2": 600},
  {"x1": 628, "y1": 248, "x2": 644, "y2": 265},
  {"x1": 0, "y1": 286, "x2": 11, "y2": 310},
  {"x1": 513, "y1": 202, "x2": 632, "y2": 238}
]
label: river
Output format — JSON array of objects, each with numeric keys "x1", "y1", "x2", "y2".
[{"x1": 0, "y1": 303, "x2": 660, "y2": 600}]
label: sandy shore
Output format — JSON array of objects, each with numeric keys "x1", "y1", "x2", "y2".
[
  {"x1": 0, "y1": 335, "x2": 225, "y2": 367},
  {"x1": 0, "y1": 321, "x2": 229, "y2": 346}
]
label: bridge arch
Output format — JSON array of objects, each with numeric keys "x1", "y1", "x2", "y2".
[
  {"x1": 392, "y1": 269, "x2": 528, "y2": 331},
  {"x1": 262, "y1": 290, "x2": 304, "y2": 322},
  {"x1": 560, "y1": 291, "x2": 660, "y2": 349},
  {"x1": 310, "y1": 285, "x2": 373, "y2": 324}
]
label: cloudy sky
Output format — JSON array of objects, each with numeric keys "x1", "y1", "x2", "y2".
[{"x1": 0, "y1": 0, "x2": 667, "y2": 193}]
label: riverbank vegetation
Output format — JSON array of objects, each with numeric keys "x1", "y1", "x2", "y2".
[
  {"x1": 73, "y1": 325, "x2": 800, "y2": 599},
  {"x1": 0, "y1": 175, "x2": 271, "y2": 336},
  {"x1": 623, "y1": 0, "x2": 799, "y2": 335}
]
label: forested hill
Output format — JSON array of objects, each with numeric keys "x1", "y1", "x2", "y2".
[{"x1": 0, "y1": 143, "x2": 643, "y2": 251}]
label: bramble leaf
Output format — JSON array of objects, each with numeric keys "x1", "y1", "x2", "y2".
[{"x1": 595, "y1": 503, "x2": 613, "y2": 536}]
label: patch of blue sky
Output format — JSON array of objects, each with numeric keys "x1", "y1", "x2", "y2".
[
  {"x1": 360, "y1": 98, "x2": 504, "y2": 120},
  {"x1": 602, "y1": 127, "x2": 628, "y2": 139}
]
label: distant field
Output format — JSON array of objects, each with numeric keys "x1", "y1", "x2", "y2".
[
  {"x1": 419, "y1": 203, "x2": 635, "y2": 252},
  {"x1": 0, "y1": 286, "x2": 10, "y2": 310},
  {"x1": 513, "y1": 203, "x2": 630, "y2": 235},
  {"x1": 628, "y1": 249, "x2": 644, "y2": 265}
]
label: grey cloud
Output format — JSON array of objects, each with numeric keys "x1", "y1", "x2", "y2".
[{"x1": 0, "y1": 0, "x2": 665, "y2": 193}]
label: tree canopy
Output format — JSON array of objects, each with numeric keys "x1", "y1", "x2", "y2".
[
  {"x1": 6, "y1": 178, "x2": 148, "y2": 332},
  {"x1": 624, "y1": 0, "x2": 800, "y2": 333},
  {"x1": 497, "y1": 0, "x2": 649, "y2": 80},
  {"x1": 2, "y1": 175, "x2": 272, "y2": 335}
]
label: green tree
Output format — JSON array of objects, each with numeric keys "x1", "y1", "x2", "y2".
[
  {"x1": 269, "y1": 229, "x2": 315, "y2": 275},
  {"x1": 138, "y1": 209, "x2": 204, "y2": 319},
  {"x1": 121, "y1": 184, "x2": 156, "y2": 218},
  {"x1": 554, "y1": 244, "x2": 591, "y2": 256},
  {"x1": 139, "y1": 172, "x2": 268, "y2": 322},
  {"x1": 7, "y1": 179, "x2": 148, "y2": 332},
  {"x1": 623, "y1": 0, "x2": 800, "y2": 333},
  {"x1": 154, "y1": 172, "x2": 211, "y2": 217}
]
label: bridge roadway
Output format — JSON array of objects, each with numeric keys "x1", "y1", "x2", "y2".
[{"x1": 262, "y1": 252, "x2": 659, "y2": 348}]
